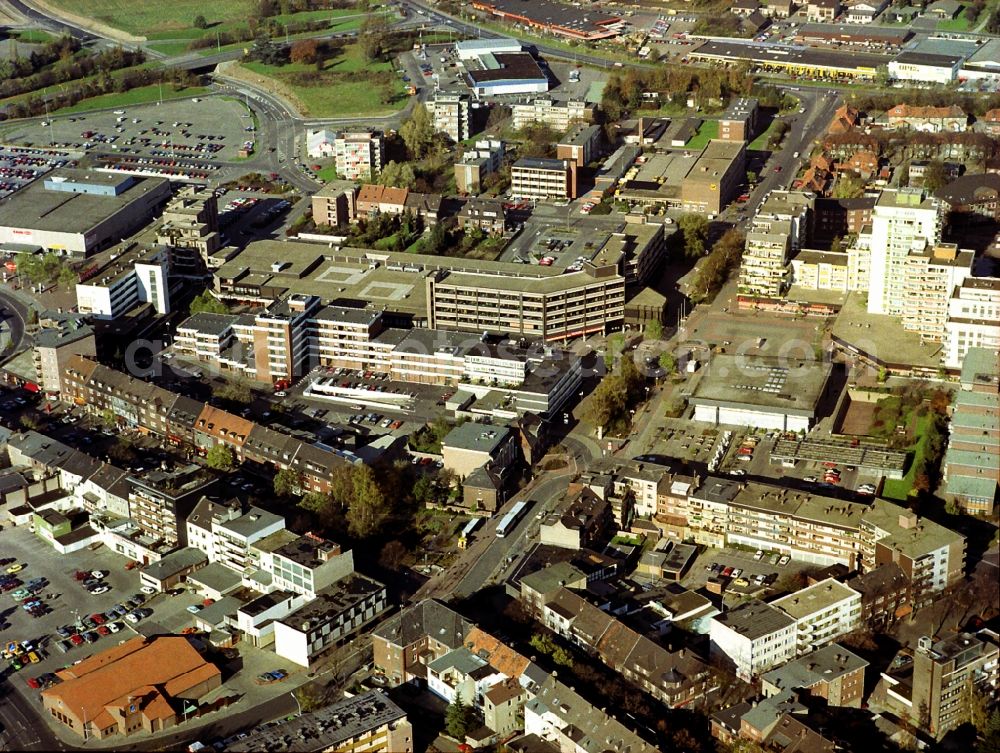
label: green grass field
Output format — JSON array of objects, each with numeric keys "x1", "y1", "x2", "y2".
[
  {"x1": 314, "y1": 164, "x2": 339, "y2": 183},
  {"x1": 43, "y1": 0, "x2": 256, "y2": 35},
  {"x1": 749, "y1": 120, "x2": 780, "y2": 151},
  {"x1": 13, "y1": 29, "x2": 58, "y2": 44},
  {"x1": 241, "y1": 43, "x2": 405, "y2": 117},
  {"x1": 881, "y1": 414, "x2": 930, "y2": 502},
  {"x1": 49, "y1": 83, "x2": 210, "y2": 115},
  {"x1": 685, "y1": 119, "x2": 718, "y2": 149}
]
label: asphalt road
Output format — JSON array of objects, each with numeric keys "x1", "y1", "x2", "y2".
[
  {"x1": 5, "y1": 0, "x2": 99, "y2": 43},
  {"x1": 0, "y1": 683, "x2": 67, "y2": 752},
  {"x1": 0, "y1": 288, "x2": 30, "y2": 356}
]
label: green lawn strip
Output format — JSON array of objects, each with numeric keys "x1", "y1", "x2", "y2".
[
  {"x1": 41, "y1": 0, "x2": 254, "y2": 36},
  {"x1": 13, "y1": 29, "x2": 58, "y2": 44},
  {"x1": 749, "y1": 120, "x2": 779, "y2": 151},
  {"x1": 147, "y1": 41, "x2": 196, "y2": 57},
  {"x1": 240, "y1": 44, "x2": 403, "y2": 117},
  {"x1": 881, "y1": 413, "x2": 930, "y2": 502},
  {"x1": 314, "y1": 164, "x2": 339, "y2": 183},
  {"x1": 685, "y1": 119, "x2": 718, "y2": 149},
  {"x1": 48, "y1": 83, "x2": 210, "y2": 115}
]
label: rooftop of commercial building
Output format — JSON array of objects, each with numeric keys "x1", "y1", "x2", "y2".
[
  {"x1": 442, "y1": 422, "x2": 511, "y2": 454},
  {"x1": 862, "y1": 499, "x2": 965, "y2": 558},
  {"x1": 225, "y1": 690, "x2": 407, "y2": 753},
  {"x1": 140, "y1": 547, "x2": 207, "y2": 582},
  {"x1": 713, "y1": 599, "x2": 795, "y2": 639},
  {"x1": 279, "y1": 574, "x2": 384, "y2": 632},
  {"x1": 273, "y1": 533, "x2": 343, "y2": 569},
  {"x1": 0, "y1": 170, "x2": 167, "y2": 234},
  {"x1": 691, "y1": 355, "x2": 832, "y2": 416},
  {"x1": 177, "y1": 312, "x2": 237, "y2": 336},
  {"x1": 771, "y1": 578, "x2": 859, "y2": 620},
  {"x1": 465, "y1": 52, "x2": 548, "y2": 84},
  {"x1": 692, "y1": 39, "x2": 888, "y2": 72},
  {"x1": 762, "y1": 643, "x2": 868, "y2": 692}
]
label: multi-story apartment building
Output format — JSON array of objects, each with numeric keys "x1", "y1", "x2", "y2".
[
  {"x1": 127, "y1": 465, "x2": 218, "y2": 552},
  {"x1": 75, "y1": 244, "x2": 170, "y2": 320},
  {"x1": 790, "y1": 250, "x2": 850, "y2": 292},
  {"x1": 511, "y1": 97, "x2": 595, "y2": 131},
  {"x1": 510, "y1": 158, "x2": 578, "y2": 200},
  {"x1": 310, "y1": 180, "x2": 357, "y2": 228},
  {"x1": 185, "y1": 498, "x2": 285, "y2": 573},
  {"x1": 455, "y1": 140, "x2": 505, "y2": 194},
  {"x1": 251, "y1": 294, "x2": 321, "y2": 383},
  {"x1": 334, "y1": 131, "x2": 384, "y2": 181},
  {"x1": 312, "y1": 306, "x2": 386, "y2": 370},
  {"x1": 429, "y1": 92, "x2": 472, "y2": 143},
  {"x1": 556, "y1": 124, "x2": 601, "y2": 167},
  {"x1": 943, "y1": 348, "x2": 1000, "y2": 516},
  {"x1": 680, "y1": 139, "x2": 746, "y2": 215},
  {"x1": 911, "y1": 631, "x2": 1000, "y2": 739},
  {"x1": 373, "y1": 599, "x2": 474, "y2": 686},
  {"x1": 900, "y1": 243, "x2": 973, "y2": 342},
  {"x1": 770, "y1": 579, "x2": 862, "y2": 655},
  {"x1": 859, "y1": 500, "x2": 966, "y2": 606},
  {"x1": 226, "y1": 690, "x2": 412, "y2": 753},
  {"x1": 709, "y1": 600, "x2": 798, "y2": 680},
  {"x1": 426, "y1": 264, "x2": 623, "y2": 341},
  {"x1": 32, "y1": 317, "x2": 96, "y2": 395},
  {"x1": 154, "y1": 186, "x2": 222, "y2": 273},
  {"x1": 718, "y1": 97, "x2": 759, "y2": 141},
  {"x1": 865, "y1": 188, "x2": 943, "y2": 316},
  {"x1": 738, "y1": 190, "x2": 815, "y2": 302},
  {"x1": 944, "y1": 278, "x2": 1000, "y2": 368},
  {"x1": 174, "y1": 312, "x2": 237, "y2": 363},
  {"x1": 761, "y1": 644, "x2": 867, "y2": 708},
  {"x1": 273, "y1": 573, "x2": 388, "y2": 667}
]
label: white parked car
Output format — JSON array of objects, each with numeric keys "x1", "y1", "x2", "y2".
[{"x1": 140, "y1": 586, "x2": 157, "y2": 595}]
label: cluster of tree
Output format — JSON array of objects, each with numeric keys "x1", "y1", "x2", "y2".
[
  {"x1": 601, "y1": 64, "x2": 753, "y2": 121},
  {"x1": 0, "y1": 45, "x2": 143, "y2": 101},
  {"x1": 213, "y1": 379, "x2": 254, "y2": 406},
  {"x1": 14, "y1": 252, "x2": 77, "y2": 289},
  {"x1": 516, "y1": 123, "x2": 559, "y2": 159},
  {"x1": 346, "y1": 210, "x2": 422, "y2": 251},
  {"x1": 205, "y1": 444, "x2": 236, "y2": 471},
  {"x1": 0, "y1": 34, "x2": 80, "y2": 82},
  {"x1": 1, "y1": 68, "x2": 201, "y2": 121},
  {"x1": 408, "y1": 416, "x2": 455, "y2": 454},
  {"x1": 987, "y1": 7, "x2": 1000, "y2": 34},
  {"x1": 444, "y1": 692, "x2": 476, "y2": 739},
  {"x1": 833, "y1": 173, "x2": 865, "y2": 199},
  {"x1": 188, "y1": 289, "x2": 230, "y2": 315},
  {"x1": 691, "y1": 13, "x2": 744, "y2": 38},
  {"x1": 678, "y1": 214, "x2": 709, "y2": 258},
  {"x1": 360, "y1": 13, "x2": 391, "y2": 62},
  {"x1": 963, "y1": 0, "x2": 989, "y2": 23},
  {"x1": 690, "y1": 229, "x2": 744, "y2": 304},
  {"x1": 297, "y1": 463, "x2": 393, "y2": 538},
  {"x1": 767, "y1": 120, "x2": 789, "y2": 150},
  {"x1": 529, "y1": 632, "x2": 574, "y2": 668},
  {"x1": 248, "y1": 34, "x2": 290, "y2": 65},
  {"x1": 582, "y1": 352, "x2": 647, "y2": 435},
  {"x1": 411, "y1": 472, "x2": 458, "y2": 508}
]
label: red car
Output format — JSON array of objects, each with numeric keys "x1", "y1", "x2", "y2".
[
  {"x1": 69, "y1": 634, "x2": 84, "y2": 646},
  {"x1": 773, "y1": 165, "x2": 782, "y2": 173},
  {"x1": 89, "y1": 614, "x2": 105, "y2": 625},
  {"x1": 97, "y1": 626, "x2": 110, "y2": 636},
  {"x1": 26, "y1": 677, "x2": 41, "y2": 689},
  {"x1": 721, "y1": 566, "x2": 734, "y2": 577}
]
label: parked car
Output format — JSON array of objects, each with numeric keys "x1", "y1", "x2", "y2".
[{"x1": 778, "y1": 554, "x2": 791, "y2": 566}]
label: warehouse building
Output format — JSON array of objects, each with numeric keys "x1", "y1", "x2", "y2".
[
  {"x1": 464, "y1": 52, "x2": 550, "y2": 97},
  {"x1": 0, "y1": 170, "x2": 170, "y2": 257},
  {"x1": 691, "y1": 355, "x2": 833, "y2": 431}
]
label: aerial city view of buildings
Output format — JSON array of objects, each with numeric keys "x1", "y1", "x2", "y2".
[{"x1": 0, "y1": 0, "x2": 998, "y2": 751}]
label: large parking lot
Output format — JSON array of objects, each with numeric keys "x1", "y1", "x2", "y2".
[
  {"x1": 0, "y1": 524, "x2": 309, "y2": 741},
  {"x1": 0, "y1": 96, "x2": 254, "y2": 179},
  {"x1": 0, "y1": 145, "x2": 75, "y2": 200}
]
